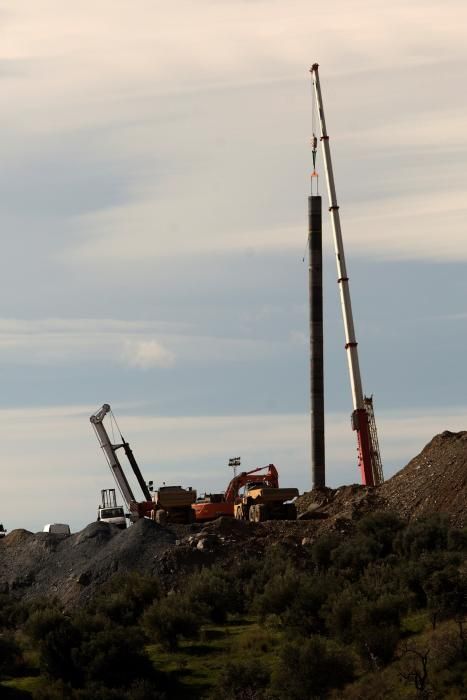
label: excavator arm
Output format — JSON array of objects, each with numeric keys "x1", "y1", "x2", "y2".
[{"x1": 224, "y1": 464, "x2": 279, "y2": 503}]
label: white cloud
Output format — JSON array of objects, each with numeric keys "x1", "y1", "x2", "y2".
[
  {"x1": 123, "y1": 339, "x2": 175, "y2": 369},
  {"x1": 0, "y1": 317, "x2": 295, "y2": 368},
  {"x1": 0, "y1": 318, "x2": 177, "y2": 368}
]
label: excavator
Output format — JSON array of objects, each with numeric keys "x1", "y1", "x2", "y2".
[
  {"x1": 193, "y1": 464, "x2": 298, "y2": 523},
  {"x1": 90, "y1": 404, "x2": 196, "y2": 525}
]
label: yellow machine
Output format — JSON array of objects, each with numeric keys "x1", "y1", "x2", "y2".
[
  {"x1": 234, "y1": 485, "x2": 299, "y2": 522},
  {"x1": 152, "y1": 486, "x2": 197, "y2": 524}
]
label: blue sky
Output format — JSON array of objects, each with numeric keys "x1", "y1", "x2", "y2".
[{"x1": 1, "y1": 0, "x2": 467, "y2": 531}]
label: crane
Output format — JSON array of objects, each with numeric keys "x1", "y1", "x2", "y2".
[
  {"x1": 90, "y1": 403, "x2": 153, "y2": 521},
  {"x1": 90, "y1": 403, "x2": 197, "y2": 524},
  {"x1": 310, "y1": 63, "x2": 384, "y2": 487}
]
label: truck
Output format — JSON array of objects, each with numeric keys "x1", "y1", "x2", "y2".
[
  {"x1": 43, "y1": 523, "x2": 71, "y2": 536},
  {"x1": 97, "y1": 488, "x2": 127, "y2": 529},
  {"x1": 90, "y1": 404, "x2": 196, "y2": 525},
  {"x1": 234, "y1": 484, "x2": 299, "y2": 522},
  {"x1": 151, "y1": 485, "x2": 197, "y2": 524},
  {"x1": 193, "y1": 464, "x2": 298, "y2": 523}
]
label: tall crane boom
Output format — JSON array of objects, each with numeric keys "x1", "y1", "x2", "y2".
[
  {"x1": 90, "y1": 404, "x2": 137, "y2": 508},
  {"x1": 310, "y1": 63, "x2": 384, "y2": 487}
]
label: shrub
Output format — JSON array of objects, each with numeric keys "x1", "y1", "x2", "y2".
[
  {"x1": 26, "y1": 607, "x2": 66, "y2": 643},
  {"x1": 311, "y1": 533, "x2": 340, "y2": 571},
  {"x1": 395, "y1": 515, "x2": 449, "y2": 559},
  {"x1": 0, "y1": 633, "x2": 23, "y2": 678},
  {"x1": 324, "y1": 588, "x2": 363, "y2": 644},
  {"x1": 270, "y1": 635, "x2": 354, "y2": 699},
  {"x1": 331, "y1": 535, "x2": 380, "y2": 576},
  {"x1": 209, "y1": 657, "x2": 270, "y2": 700},
  {"x1": 38, "y1": 617, "x2": 82, "y2": 685},
  {"x1": 252, "y1": 570, "x2": 300, "y2": 620},
  {"x1": 143, "y1": 595, "x2": 200, "y2": 650},
  {"x1": 351, "y1": 595, "x2": 405, "y2": 667},
  {"x1": 76, "y1": 625, "x2": 155, "y2": 688},
  {"x1": 90, "y1": 573, "x2": 161, "y2": 626},
  {"x1": 356, "y1": 511, "x2": 404, "y2": 557},
  {"x1": 184, "y1": 566, "x2": 241, "y2": 624}
]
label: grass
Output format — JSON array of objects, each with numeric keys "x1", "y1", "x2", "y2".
[
  {"x1": 147, "y1": 617, "x2": 281, "y2": 699},
  {"x1": 1, "y1": 676, "x2": 42, "y2": 697}
]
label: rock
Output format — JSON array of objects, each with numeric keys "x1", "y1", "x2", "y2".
[
  {"x1": 76, "y1": 571, "x2": 91, "y2": 586},
  {"x1": 196, "y1": 534, "x2": 220, "y2": 550}
]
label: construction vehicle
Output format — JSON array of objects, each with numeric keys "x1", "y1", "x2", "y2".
[
  {"x1": 97, "y1": 488, "x2": 127, "y2": 529},
  {"x1": 43, "y1": 523, "x2": 71, "y2": 536},
  {"x1": 193, "y1": 464, "x2": 298, "y2": 523},
  {"x1": 0, "y1": 523, "x2": 6, "y2": 538},
  {"x1": 90, "y1": 404, "x2": 196, "y2": 524},
  {"x1": 310, "y1": 63, "x2": 384, "y2": 487}
]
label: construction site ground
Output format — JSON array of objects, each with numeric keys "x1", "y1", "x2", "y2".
[{"x1": 2, "y1": 430, "x2": 467, "y2": 607}]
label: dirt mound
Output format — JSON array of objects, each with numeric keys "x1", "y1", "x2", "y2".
[
  {"x1": 380, "y1": 430, "x2": 467, "y2": 527},
  {"x1": 3, "y1": 529, "x2": 34, "y2": 547},
  {"x1": 200, "y1": 516, "x2": 254, "y2": 538},
  {"x1": 0, "y1": 520, "x2": 178, "y2": 606},
  {"x1": 296, "y1": 430, "x2": 467, "y2": 529},
  {"x1": 296, "y1": 484, "x2": 388, "y2": 534}
]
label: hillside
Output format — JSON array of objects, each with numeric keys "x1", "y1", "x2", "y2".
[{"x1": 2, "y1": 430, "x2": 467, "y2": 607}]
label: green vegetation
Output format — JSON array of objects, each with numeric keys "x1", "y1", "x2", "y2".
[{"x1": 2, "y1": 513, "x2": 467, "y2": 698}]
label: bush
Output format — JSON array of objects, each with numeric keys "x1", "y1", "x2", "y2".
[
  {"x1": 331, "y1": 535, "x2": 380, "y2": 576},
  {"x1": 395, "y1": 515, "x2": 449, "y2": 559},
  {"x1": 311, "y1": 533, "x2": 340, "y2": 571},
  {"x1": 351, "y1": 595, "x2": 405, "y2": 667},
  {"x1": 209, "y1": 657, "x2": 270, "y2": 700},
  {"x1": 424, "y1": 566, "x2": 467, "y2": 627},
  {"x1": 356, "y1": 511, "x2": 404, "y2": 557},
  {"x1": 270, "y1": 635, "x2": 354, "y2": 699},
  {"x1": 324, "y1": 588, "x2": 363, "y2": 644},
  {"x1": 184, "y1": 566, "x2": 241, "y2": 624},
  {"x1": 0, "y1": 633, "x2": 23, "y2": 678},
  {"x1": 38, "y1": 616, "x2": 82, "y2": 685},
  {"x1": 143, "y1": 595, "x2": 200, "y2": 650},
  {"x1": 77, "y1": 626, "x2": 155, "y2": 688},
  {"x1": 252, "y1": 570, "x2": 300, "y2": 620},
  {"x1": 90, "y1": 573, "x2": 161, "y2": 626},
  {"x1": 26, "y1": 607, "x2": 66, "y2": 643}
]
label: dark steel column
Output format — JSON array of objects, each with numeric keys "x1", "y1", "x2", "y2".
[{"x1": 309, "y1": 195, "x2": 325, "y2": 487}]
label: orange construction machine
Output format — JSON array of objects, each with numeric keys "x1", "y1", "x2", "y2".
[{"x1": 193, "y1": 464, "x2": 297, "y2": 523}]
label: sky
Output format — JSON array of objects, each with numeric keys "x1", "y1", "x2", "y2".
[{"x1": 1, "y1": 1, "x2": 467, "y2": 532}]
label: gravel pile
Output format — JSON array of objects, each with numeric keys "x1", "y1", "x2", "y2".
[
  {"x1": 0, "y1": 519, "x2": 176, "y2": 606},
  {"x1": 380, "y1": 430, "x2": 467, "y2": 527}
]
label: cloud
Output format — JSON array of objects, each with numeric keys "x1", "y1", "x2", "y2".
[
  {"x1": 0, "y1": 317, "x2": 295, "y2": 368},
  {"x1": 0, "y1": 318, "x2": 178, "y2": 368},
  {"x1": 123, "y1": 339, "x2": 175, "y2": 369}
]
